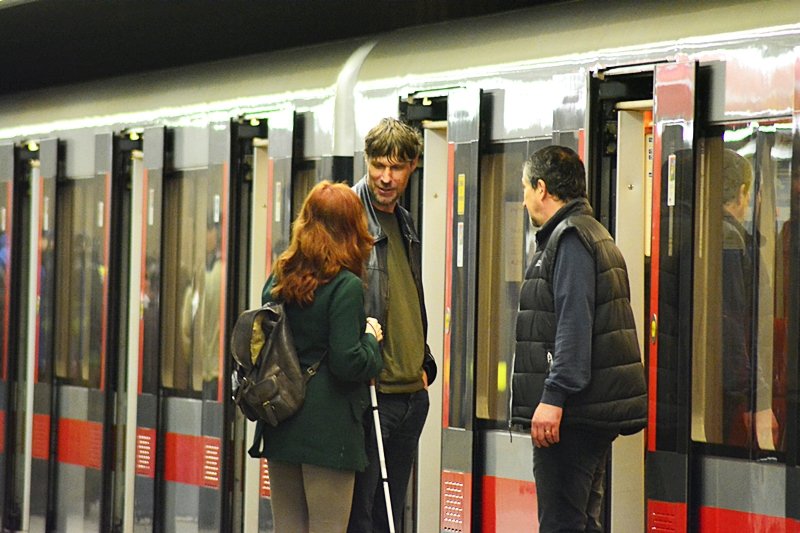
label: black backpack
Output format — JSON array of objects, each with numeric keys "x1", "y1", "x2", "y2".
[{"x1": 230, "y1": 301, "x2": 324, "y2": 427}]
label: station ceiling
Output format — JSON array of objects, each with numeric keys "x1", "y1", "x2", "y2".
[{"x1": 0, "y1": 0, "x2": 557, "y2": 96}]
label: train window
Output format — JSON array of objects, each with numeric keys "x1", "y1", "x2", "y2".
[
  {"x1": 0, "y1": 170, "x2": 9, "y2": 382},
  {"x1": 54, "y1": 176, "x2": 105, "y2": 387},
  {"x1": 476, "y1": 139, "x2": 547, "y2": 423},
  {"x1": 140, "y1": 164, "x2": 163, "y2": 395},
  {"x1": 692, "y1": 121, "x2": 792, "y2": 455},
  {"x1": 292, "y1": 159, "x2": 319, "y2": 222},
  {"x1": 160, "y1": 168, "x2": 223, "y2": 396}
]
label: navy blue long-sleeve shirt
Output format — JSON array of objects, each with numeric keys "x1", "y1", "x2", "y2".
[{"x1": 539, "y1": 230, "x2": 595, "y2": 407}]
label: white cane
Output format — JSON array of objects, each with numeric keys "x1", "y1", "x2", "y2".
[{"x1": 369, "y1": 381, "x2": 395, "y2": 533}]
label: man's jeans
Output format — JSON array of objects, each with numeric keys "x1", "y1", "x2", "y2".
[
  {"x1": 347, "y1": 389, "x2": 429, "y2": 533},
  {"x1": 533, "y1": 426, "x2": 616, "y2": 533}
]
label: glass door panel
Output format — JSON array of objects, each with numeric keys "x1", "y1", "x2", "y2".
[
  {"x1": 440, "y1": 88, "x2": 481, "y2": 533},
  {"x1": 132, "y1": 127, "x2": 166, "y2": 530},
  {"x1": 475, "y1": 139, "x2": 550, "y2": 425},
  {"x1": 7, "y1": 139, "x2": 59, "y2": 533},
  {"x1": 52, "y1": 166, "x2": 111, "y2": 532},
  {"x1": 691, "y1": 122, "x2": 792, "y2": 455},
  {"x1": 54, "y1": 176, "x2": 108, "y2": 389},
  {"x1": 0, "y1": 144, "x2": 13, "y2": 527},
  {"x1": 157, "y1": 122, "x2": 229, "y2": 532}
]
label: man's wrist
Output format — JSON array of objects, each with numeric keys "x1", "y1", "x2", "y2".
[{"x1": 541, "y1": 386, "x2": 567, "y2": 408}]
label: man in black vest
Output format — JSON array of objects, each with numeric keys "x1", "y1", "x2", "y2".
[
  {"x1": 720, "y1": 148, "x2": 778, "y2": 447},
  {"x1": 511, "y1": 145, "x2": 646, "y2": 532},
  {"x1": 348, "y1": 118, "x2": 437, "y2": 533}
]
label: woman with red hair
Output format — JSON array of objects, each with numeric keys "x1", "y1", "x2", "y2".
[{"x1": 250, "y1": 181, "x2": 383, "y2": 532}]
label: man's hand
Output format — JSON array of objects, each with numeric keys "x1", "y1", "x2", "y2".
[
  {"x1": 365, "y1": 317, "x2": 383, "y2": 342},
  {"x1": 422, "y1": 370, "x2": 428, "y2": 390},
  {"x1": 752, "y1": 408, "x2": 780, "y2": 449},
  {"x1": 531, "y1": 403, "x2": 563, "y2": 448}
]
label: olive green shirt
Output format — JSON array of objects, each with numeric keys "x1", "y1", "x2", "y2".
[{"x1": 375, "y1": 209, "x2": 425, "y2": 393}]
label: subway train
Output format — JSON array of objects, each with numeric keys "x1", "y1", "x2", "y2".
[{"x1": 0, "y1": 0, "x2": 798, "y2": 531}]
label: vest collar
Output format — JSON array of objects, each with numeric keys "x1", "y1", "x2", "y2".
[{"x1": 535, "y1": 197, "x2": 592, "y2": 248}]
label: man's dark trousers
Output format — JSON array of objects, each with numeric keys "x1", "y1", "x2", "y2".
[
  {"x1": 533, "y1": 426, "x2": 616, "y2": 533},
  {"x1": 347, "y1": 389, "x2": 429, "y2": 533}
]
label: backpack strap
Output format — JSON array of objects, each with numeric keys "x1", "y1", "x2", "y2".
[
  {"x1": 304, "y1": 351, "x2": 328, "y2": 380},
  {"x1": 248, "y1": 422, "x2": 266, "y2": 458}
]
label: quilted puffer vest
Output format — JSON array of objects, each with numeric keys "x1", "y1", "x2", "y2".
[{"x1": 511, "y1": 199, "x2": 647, "y2": 435}]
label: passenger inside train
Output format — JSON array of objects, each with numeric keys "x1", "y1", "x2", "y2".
[{"x1": 720, "y1": 148, "x2": 779, "y2": 448}]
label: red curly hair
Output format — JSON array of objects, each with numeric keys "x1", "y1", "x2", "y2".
[{"x1": 271, "y1": 181, "x2": 373, "y2": 305}]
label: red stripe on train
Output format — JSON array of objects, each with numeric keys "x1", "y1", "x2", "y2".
[
  {"x1": 57, "y1": 418, "x2": 103, "y2": 469},
  {"x1": 481, "y1": 475, "x2": 537, "y2": 532},
  {"x1": 32, "y1": 413, "x2": 50, "y2": 460},
  {"x1": 648, "y1": 499, "x2": 687, "y2": 532},
  {"x1": 163, "y1": 433, "x2": 221, "y2": 489},
  {"x1": 700, "y1": 506, "x2": 799, "y2": 533}
]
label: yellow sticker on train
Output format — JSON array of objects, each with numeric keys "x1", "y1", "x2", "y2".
[{"x1": 457, "y1": 173, "x2": 465, "y2": 215}]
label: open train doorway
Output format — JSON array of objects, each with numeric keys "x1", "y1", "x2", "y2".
[
  {"x1": 418, "y1": 118, "x2": 448, "y2": 533},
  {"x1": 229, "y1": 109, "x2": 295, "y2": 533},
  {"x1": 589, "y1": 66, "x2": 655, "y2": 532},
  {"x1": 400, "y1": 91, "x2": 449, "y2": 533},
  {"x1": 3, "y1": 139, "x2": 60, "y2": 533},
  {"x1": 608, "y1": 99, "x2": 652, "y2": 532}
]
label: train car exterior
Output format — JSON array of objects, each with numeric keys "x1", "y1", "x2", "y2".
[
  {"x1": 0, "y1": 37, "x2": 378, "y2": 532},
  {"x1": 0, "y1": 1, "x2": 798, "y2": 532},
  {"x1": 352, "y1": 2, "x2": 800, "y2": 531}
]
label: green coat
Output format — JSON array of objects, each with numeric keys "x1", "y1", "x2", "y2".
[{"x1": 251, "y1": 269, "x2": 383, "y2": 471}]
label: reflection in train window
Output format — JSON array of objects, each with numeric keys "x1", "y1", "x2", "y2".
[
  {"x1": 161, "y1": 168, "x2": 224, "y2": 396},
  {"x1": 692, "y1": 122, "x2": 792, "y2": 455},
  {"x1": 0, "y1": 179, "x2": 9, "y2": 381},
  {"x1": 54, "y1": 177, "x2": 107, "y2": 387},
  {"x1": 476, "y1": 141, "x2": 545, "y2": 423}
]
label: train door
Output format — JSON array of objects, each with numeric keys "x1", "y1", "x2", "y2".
[
  {"x1": 589, "y1": 66, "x2": 656, "y2": 533},
  {"x1": 629, "y1": 60, "x2": 800, "y2": 532},
  {"x1": 130, "y1": 122, "x2": 232, "y2": 532},
  {"x1": 0, "y1": 139, "x2": 59, "y2": 532},
  {"x1": 589, "y1": 61, "x2": 698, "y2": 533},
  {"x1": 107, "y1": 129, "x2": 146, "y2": 533},
  {"x1": 129, "y1": 126, "x2": 166, "y2": 531},
  {"x1": 471, "y1": 122, "x2": 547, "y2": 533},
  {"x1": 0, "y1": 143, "x2": 13, "y2": 527},
  {"x1": 689, "y1": 118, "x2": 794, "y2": 531},
  {"x1": 435, "y1": 88, "x2": 482, "y2": 533},
  {"x1": 471, "y1": 84, "x2": 586, "y2": 533},
  {"x1": 428, "y1": 85, "x2": 583, "y2": 533},
  {"x1": 594, "y1": 56, "x2": 800, "y2": 531},
  {"x1": 687, "y1": 69, "x2": 796, "y2": 529},
  {"x1": 46, "y1": 132, "x2": 132, "y2": 532},
  {"x1": 233, "y1": 110, "x2": 295, "y2": 533}
]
